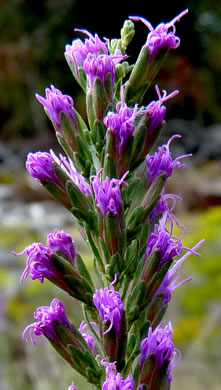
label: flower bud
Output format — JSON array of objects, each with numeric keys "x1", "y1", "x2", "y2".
[{"x1": 120, "y1": 19, "x2": 135, "y2": 50}]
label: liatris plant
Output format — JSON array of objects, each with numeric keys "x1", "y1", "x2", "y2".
[{"x1": 15, "y1": 9, "x2": 205, "y2": 390}]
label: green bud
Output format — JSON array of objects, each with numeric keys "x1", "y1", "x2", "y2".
[
  {"x1": 91, "y1": 118, "x2": 107, "y2": 152},
  {"x1": 126, "y1": 206, "x2": 145, "y2": 232},
  {"x1": 86, "y1": 89, "x2": 96, "y2": 131},
  {"x1": 126, "y1": 280, "x2": 146, "y2": 323},
  {"x1": 121, "y1": 20, "x2": 135, "y2": 50},
  {"x1": 141, "y1": 173, "x2": 167, "y2": 213},
  {"x1": 142, "y1": 260, "x2": 172, "y2": 309},
  {"x1": 93, "y1": 76, "x2": 110, "y2": 121},
  {"x1": 141, "y1": 249, "x2": 161, "y2": 288},
  {"x1": 124, "y1": 45, "x2": 150, "y2": 105},
  {"x1": 41, "y1": 178, "x2": 71, "y2": 211}
]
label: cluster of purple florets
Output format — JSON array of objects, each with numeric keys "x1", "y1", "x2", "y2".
[{"x1": 15, "y1": 9, "x2": 204, "y2": 390}]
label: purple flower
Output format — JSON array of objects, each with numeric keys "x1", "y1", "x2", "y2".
[
  {"x1": 146, "y1": 135, "x2": 191, "y2": 186},
  {"x1": 90, "y1": 169, "x2": 127, "y2": 217},
  {"x1": 104, "y1": 86, "x2": 139, "y2": 152},
  {"x1": 68, "y1": 386, "x2": 78, "y2": 390},
  {"x1": 144, "y1": 86, "x2": 179, "y2": 133},
  {"x1": 36, "y1": 85, "x2": 76, "y2": 129},
  {"x1": 23, "y1": 298, "x2": 73, "y2": 344},
  {"x1": 15, "y1": 230, "x2": 78, "y2": 284},
  {"x1": 50, "y1": 150, "x2": 92, "y2": 196},
  {"x1": 65, "y1": 30, "x2": 108, "y2": 72},
  {"x1": 140, "y1": 322, "x2": 181, "y2": 387},
  {"x1": 14, "y1": 243, "x2": 55, "y2": 283},
  {"x1": 155, "y1": 239, "x2": 204, "y2": 304},
  {"x1": 26, "y1": 151, "x2": 60, "y2": 184},
  {"x1": 79, "y1": 321, "x2": 98, "y2": 355},
  {"x1": 149, "y1": 193, "x2": 182, "y2": 225},
  {"x1": 130, "y1": 9, "x2": 188, "y2": 61},
  {"x1": 101, "y1": 361, "x2": 135, "y2": 390},
  {"x1": 47, "y1": 229, "x2": 76, "y2": 264},
  {"x1": 93, "y1": 281, "x2": 124, "y2": 334},
  {"x1": 145, "y1": 220, "x2": 183, "y2": 264},
  {"x1": 83, "y1": 53, "x2": 116, "y2": 90}
]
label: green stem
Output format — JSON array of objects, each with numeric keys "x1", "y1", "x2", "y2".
[
  {"x1": 122, "y1": 330, "x2": 140, "y2": 376},
  {"x1": 93, "y1": 257, "x2": 105, "y2": 288},
  {"x1": 121, "y1": 275, "x2": 129, "y2": 302},
  {"x1": 82, "y1": 304, "x2": 105, "y2": 356},
  {"x1": 84, "y1": 223, "x2": 105, "y2": 273}
]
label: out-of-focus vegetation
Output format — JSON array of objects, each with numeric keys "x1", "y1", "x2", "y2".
[{"x1": 1, "y1": 0, "x2": 221, "y2": 389}]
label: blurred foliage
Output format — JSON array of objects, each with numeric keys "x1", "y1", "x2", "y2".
[{"x1": 172, "y1": 206, "x2": 221, "y2": 346}]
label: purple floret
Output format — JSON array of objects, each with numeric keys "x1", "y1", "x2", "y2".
[
  {"x1": 90, "y1": 169, "x2": 128, "y2": 217},
  {"x1": 26, "y1": 151, "x2": 59, "y2": 184},
  {"x1": 50, "y1": 151, "x2": 92, "y2": 196},
  {"x1": 93, "y1": 281, "x2": 124, "y2": 334},
  {"x1": 146, "y1": 134, "x2": 191, "y2": 186},
  {"x1": 83, "y1": 53, "x2": 116, "y2": 89},
  {"x1": 104, "y1": 86, "x2": 139, "y2": 152},
  {"x1": 47, "y1": 229, "x2": 76, "y2": 264},
  {"x1": 145, "y1": 222, "x2": 183, "y2": 264},
  {"x1": 140, "y1": 322, "x2": 181, "y2": 386},
  {"x1": 79, "y1": 321, "x2": 98, "y2": 355},
  {"x1": 14, "y1": 243, "x2": 55, "y2": 283},
  {"x1": 65, "y1": 30, "x2": 108, "y2": 72},
  {"x1": 144, "y1": 85, "x2": 179, "y2": 133},
  {"x1": 155, "y1": 239, "x2": 204, "y2": 304},
  {"x1": 36, "y1": 85, "x2": 76, "y2": 128},
  {"x1": 101, "y1": 360, "x2": 135, "y2": 390},
  {"x1": 22, "y1": 298, "x2": 72, "y2": 344},
  {"x1": 130, "y1": 9, "x2": 188, "y2": 61},
  {"x1": 68, "y1": 386, "x2": 78, "y2": 390}
]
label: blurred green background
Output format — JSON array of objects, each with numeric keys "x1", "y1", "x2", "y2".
[{"x1": 0, "y1": 1, "x2": 221, "y2": 389}]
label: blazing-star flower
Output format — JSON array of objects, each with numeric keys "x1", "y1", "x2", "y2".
[
  {"x1": 36, "y1": 85, "x2": 76, "y2": 129},
  {"x1": 84, "y1": 53, "x2": 116, "y2": 90},
  {"x1": 50, "y1": 150, "x2": 92, "y2": 196},
  {"x1": 15, "y1": 243, "x2": 55, "y2": 283},
  {"x1": 68, "y1": 385, "x2": 78, "y2": 390},
  {"x1": 26, "y1": 151, "x2": 60, "y2": 184},
  {"x1": 146, "y1": 135, "x2": 191, "y2": 186},
  {"x1": 22, "y1": 298, "x2": 73, "y2": 344},
  {"x1": 144, "y1": 85, "x2": 179, "y2": 133},
  {"x1": 140, "y1": 322, "x2": 181, "y2": 387},
  {"x1": 15, "y1": 231, "x2": 77, "y2": 283},
  {"x1": 90, "y1": 169, "x2": 127, "y2": 217},
  {"x1": 101, "y1": 360, "x2": 135, "y2": 390},
  {"x1": 93, "y1": 281, "x2": 124, "y2": 334},
  {"x1": 65, "y1": 30, "x2": 108, "y2": 73},
  {"x1": 145, "y1": 219, "x2": 183, "y2": 264},
  {"x1": 104, "y1": 85, "x2": 139, "y2": 152},
  {"x1": 47, "y1": 229, "x2": 76, "y2": 264},
  {"x1": 149, "y1": 192, "x2": 182, "y2": 226},
  {"x1": 79, "y1": 320, "x2": 97, "y2": 355},
  {"x1": 155, "y1": 239, "x2": 204, "y2": 304},
  {"x1": 130, "y1": 9, "x2": 188, "y2": 61}
]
